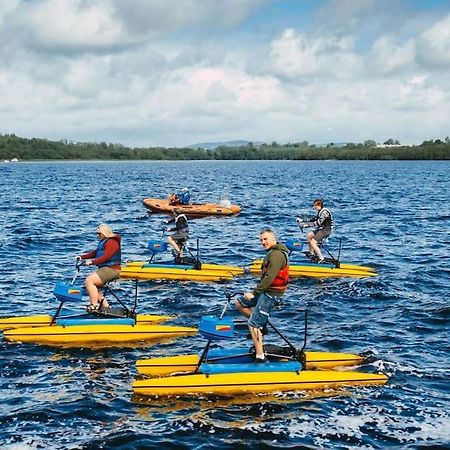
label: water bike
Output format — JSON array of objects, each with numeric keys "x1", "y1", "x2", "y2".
[
  {"x1": 250, "y1": 236, "x2": 377, "y2": 279},
  {"x1": 132, "y1": 293, "x2": 388, "y2": 397},
  {"x1": 121, "y1": 235, "x2": 244, "y2": 282},
  {"x1": 1, "y1": 262, "x2": 196, "y2": 346},
  {"x1": 143, "y1": 197, "x2": 241, "y2": 218}
]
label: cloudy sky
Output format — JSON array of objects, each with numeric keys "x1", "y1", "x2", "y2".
[{"x1": 1, "y1": 0, "x2": 449, "y2": 147}]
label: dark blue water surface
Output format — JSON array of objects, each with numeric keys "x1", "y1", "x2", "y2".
[{"x1": 0, "y1": 160, "x2": 449, "y2": 449}]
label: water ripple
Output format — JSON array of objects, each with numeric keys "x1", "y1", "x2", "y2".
[{"x1": 1, "y1": 160, "x2": 449, "y2": 449}]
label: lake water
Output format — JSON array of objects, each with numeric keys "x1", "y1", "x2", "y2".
[{"x1": 0, "y1": 160, "x2": 449, "y2": 449}]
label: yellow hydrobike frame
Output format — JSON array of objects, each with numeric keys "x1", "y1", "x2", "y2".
[
  {"x1": 133, "y1": 294, "x2": 388, "y2": 397},
  {"x1": 2, "y1": 262, "x2": 196, "y2": 346}
]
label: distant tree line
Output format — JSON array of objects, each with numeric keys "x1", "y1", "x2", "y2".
[{"x1": 1, "y1": 134, "x2": 449, "y2": 161}]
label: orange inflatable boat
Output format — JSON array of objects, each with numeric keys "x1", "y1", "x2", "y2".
[{"x1": 142, "y1": 198, "x2": 241, "y2": 218}]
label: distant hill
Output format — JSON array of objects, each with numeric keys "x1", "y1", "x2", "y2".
[{"x1": 187, "y1": 140, "x2": 262, "y2": 150}]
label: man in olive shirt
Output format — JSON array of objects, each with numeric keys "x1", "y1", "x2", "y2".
[{"x1": 236, "y1": 228, "x2": 289, "y2": 362}]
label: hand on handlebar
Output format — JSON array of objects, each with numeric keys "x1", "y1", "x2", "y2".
[
  {"x1": 225, "y1": 290, "x2": 244, "y2": 301},
  {"x1": 75, "y1": 258, "x2": 86, "y2": 269}
]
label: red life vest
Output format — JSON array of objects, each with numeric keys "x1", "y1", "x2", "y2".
[{"x1": 261, "y1": 249, "x2": 289, "y2": 292}]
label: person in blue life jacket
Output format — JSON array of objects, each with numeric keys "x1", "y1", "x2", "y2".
[
  {"x1": 235, "y1": 228, "x2": 289, "y2": 363},
  {"x1": 168, "y1": 187, "x2": 191, "y2": 206},
  {"x1": 299, "y1": 198, "x2": 333, "y2": 263},
  {"x1": 76, "y1": 224, "x2": 121, "y2": 312},
  {"x1": 178, "y1": 187, "x2": 191, "y2": 205},
  {"x1": 164, "y1": 209, "x2": 189, "y2": 260}
]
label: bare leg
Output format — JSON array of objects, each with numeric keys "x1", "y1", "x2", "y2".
[
  {"x1": 167, "y1": 236, "x2": 181, "y2": 254},
  {"x1": 249, "y1": 326, "x2": 264, "y2": 358},
  {"x1": 85, "y1": 272, "x2": 103, "y2": 307},
  {"x1": 310, "y1": 238, "x2": 324, "y2": 261},
  {"x1": 236, "y1": 301, "x2": 264, "y2": 358},
  {"x1": 235, "y1": 300, "x2": 251, "y2": 318},
  {"x1": 84, "y1": 273, "x2": 110, "y2": 309},
  {"x1": 306, "y1": 231, "x2": 314, "y2": 253},
  {"x1": 96, "y1": 290, "x2": 110, "y2": 309}
]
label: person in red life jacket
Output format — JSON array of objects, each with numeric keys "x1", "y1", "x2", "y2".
[
  {"x1": 236, "y1": 228, "x2": 289, "y2": 363},
  {"x1": 76, "y1": 224, "x2": 121, "y2": 312}
]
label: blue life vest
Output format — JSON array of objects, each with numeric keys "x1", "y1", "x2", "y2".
[
  {"x1": 96, "y1": 236, "x2": 121, "y2": 267},
  {"x1": 177, "y1": 192, "x2": 191, "y2": 205}
]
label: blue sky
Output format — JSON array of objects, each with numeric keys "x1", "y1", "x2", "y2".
[{"x1": 0, "y1": 0, "x2": 449, "y2": 147}]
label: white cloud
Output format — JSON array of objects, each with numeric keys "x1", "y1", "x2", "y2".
[
  {"x1": 0, "y1": 0, "x2": 449, "y2": 147},
  {"x1": 417, "y1": 13, "x2": 450, "y2": 68},
  {"x1": 369, "y1": 36, "x2": 415, "y2": 74},
  {"x1": 8, "y1": 0, "x2": 129, "y2": 53},
  {"x1": 3, "y1": 0, "x2": 268, "y2": 54},
  {"x1": 269, "y1": 29, "x2": 360, "y2": 79},
  {"x1": 113, "y1": 0, "x2": 269, "y2": 32}
]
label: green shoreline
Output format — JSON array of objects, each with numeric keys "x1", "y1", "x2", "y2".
[{"x1": 1, "y1": 134, "x2": 449, "y2": 161}]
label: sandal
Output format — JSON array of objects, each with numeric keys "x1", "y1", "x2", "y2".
[{"x1": 86, "y1": 304, "x2": 99, "y2": 313}]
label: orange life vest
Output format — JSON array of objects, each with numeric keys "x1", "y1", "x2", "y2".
[{"x1": 262, "y1": 249, "x2": 289, "y2": 292}]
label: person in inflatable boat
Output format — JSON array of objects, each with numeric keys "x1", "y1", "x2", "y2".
[
  {"x1": 236, "y1": 228, "x2": 289, "y2": 363},
  {"x1": 76, "y1": 224, "x2": 121, "y2": 312},
  {"x1": 168, "y1": 187, "x2": 190, "y2": 206}
]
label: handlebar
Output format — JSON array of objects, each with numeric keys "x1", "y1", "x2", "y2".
[
  {"x1": 220, "y1": 290, "x2": 244, "y2": 319},
  {"x1": 225, "y1": 291, "x2": 244, "y2": 301},
  {"x1": 75, "y1": 259, "x2": 86, "y2": 269},
  {"x1": 71, "y1": 259, "x2": 86, "y2": 285}
]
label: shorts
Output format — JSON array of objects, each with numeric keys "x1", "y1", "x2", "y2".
[
  {"x1": 313, "y1": 228, "x2": 331, "y2": 244},
  {"x1": 171, "y1": 230, "x2": 188, "y2": 241},
  {"x1": 239, "y1": 292, "x2": 275, "y2": 329},
  {"x1": 96, "y1": 267, "x2": 121, "y2": 284}
]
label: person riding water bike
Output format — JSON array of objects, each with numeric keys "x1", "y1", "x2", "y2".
[
  {"x1": 165, "y1": 210, "x2": 189, "y2": 262},
  {"x1": 235, "y1": 228, "x2": 289, "y2": 363},
  {"x1": 298, "y1": 198, "x2": 333, "y2": 263},
  {"x1": 76, "y1": 224, "x2": 121, "y2": 312}
]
